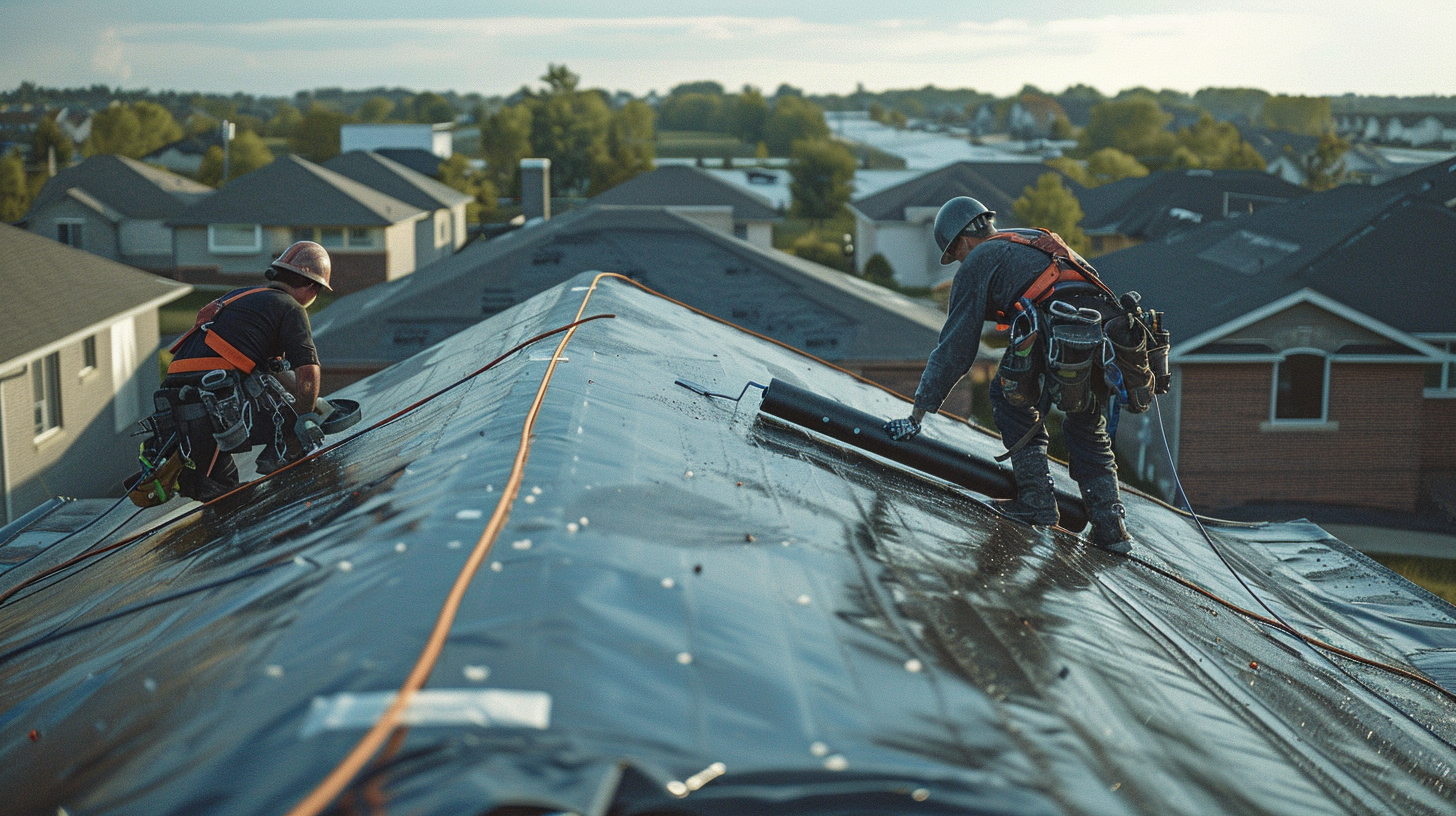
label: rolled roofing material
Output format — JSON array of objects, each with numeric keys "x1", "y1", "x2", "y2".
[{"x1": 2, "y1": 272, "x2": 1455, "y2": 815}]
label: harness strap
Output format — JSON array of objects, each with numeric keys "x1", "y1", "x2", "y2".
[
  {"x1": 988, "y1": 230, "x2": 1119, "y2": 327},
  {"x1": 167, "y1": 286, "x2": 271, "y2": 376},
  {"x1": 168, "y1": 287, "x2": 272, "y2": 354}
]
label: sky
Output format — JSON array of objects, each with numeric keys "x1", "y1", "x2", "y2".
[{"x1": 1, "y1": 0, "x2": 1453, "y2": 99}]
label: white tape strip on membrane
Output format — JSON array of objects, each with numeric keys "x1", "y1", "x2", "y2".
[{"x1": 300, "y1": 689, "x2": 551, "y2": 738}]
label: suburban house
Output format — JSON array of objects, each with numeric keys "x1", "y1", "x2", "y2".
[
  {"x1": 588, "y1": 164, "x2": 781, "y2": 250},
  {"x1": 22, "y1": 154, "x2": 212, "y2": 272},
  {"x1": 323, "y1": 150, "x2": 472, "y2": 266},
  {"x1": 370, "y1": 148, "x2": 446, "y2": 178},
  {"x1": 849, "y1": 161, "x2": 1083, "y2": 288},
  {"x1": 1336, "y1": 113, "x2": 1456, "y2": 149},
  {"x1": 166, "y1": 154, "x2": 428, "y2": 294},
  {"x1": 339, "y1": 123, "x2": 454, "y2": 159},
  {"x1": 140, "y1": 131, "x2": 224, "y2": 176},
  {"x1": 1077, "y1": 169, "x2": 1306, "y2": 255},
  {"x1": 310, "y1": 204, "x2": 980, "y2": 414},
  {"x1": 1093, "y1": 158, "x2": 1456, "y2": 520},
  {"x1": 0, "y1": 224, "x2": 191, "y2": 524}
]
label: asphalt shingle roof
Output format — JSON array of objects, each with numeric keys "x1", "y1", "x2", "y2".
[
  {"x1": 312, "y1": 205, "x2": 945, "y2": 366},
  {"x1": 590, "y1": 164, "x2": 781, "y2": 221},
  {"x1": 851, "y1": 161, "x2": 1082, "y2": 226},
  {"x1": 0, "y1": 223, "x2": 190, "y2": 365},
  {"x1": 1078, "y1": 169, "x2": 1307, "y2": 241},
  {"x1": 26, "y1": 154, "x2": 213, "y2": 221},
  {"x1": 1092, "y1": 158, "x2": 1456, "y2": 343},
  {"x1": 323, "y1": 150, "x2": 472, "y2": 211},
  {"x1": 168, "y1": 154, "x2": 426, "y2": 227}
]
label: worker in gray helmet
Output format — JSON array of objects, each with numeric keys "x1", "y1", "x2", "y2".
[
  {"x1": 883, "y1": 196, "x2": 1134, "y2": 554},
  {"x1": 148, "y1": 241, "x2": 337, "y2": 501}
]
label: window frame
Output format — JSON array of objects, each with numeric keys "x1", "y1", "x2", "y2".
[
  {"x1": 80, "y1": 335, "x2": 97, "y2": 376},
  {"x1": 32, "y1": 352, "x2": 62, "y2": 440},
  {"x1": 1269, "y1": 349, "x2": 1332, "y2": 425},
  {"x1": 56, "y1": 219, "x2": 84, "y2": 248},
  {"x1": 208, "y1": 223, "x2": 262, "y2": 254}
]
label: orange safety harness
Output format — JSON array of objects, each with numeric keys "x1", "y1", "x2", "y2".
[
  {"x1": 166, "y1": 287, "x2": 272, "y2": 375},
  {"x1": 988, "y1": 229, "x2": 1118, "y2": 330}
]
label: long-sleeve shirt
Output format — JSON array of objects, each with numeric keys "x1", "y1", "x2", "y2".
[{"x1": 913, "y1": 229, "x2": 1057, "y2": 414}]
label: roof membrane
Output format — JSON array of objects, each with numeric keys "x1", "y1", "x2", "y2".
[{"x1": 2, "y1": 272, "x2": 1454, "y2": 815}]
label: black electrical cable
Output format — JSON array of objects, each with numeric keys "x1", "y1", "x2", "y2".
[
  {"x1": 1142, "y1": 396, "x2": 1456, "y2": 736},
  {"x1": 0, "y1": 314, "x2": 618, "y2": 611}
]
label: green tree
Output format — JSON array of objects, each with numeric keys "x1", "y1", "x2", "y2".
[
  {"x1": 1192, "y1": 87, "x2": 1269, "y2": 122},
  {"x1": 480, "y1": 104, "x2": 533, "y2": 194},
  {"x1": 412, "y1": 91, "x2": 455, "y2": 124},
  {"x1": 591, "y1": 99, "x2": 655, "y2": 194},
  {"x1": 0, "y1": 151, "x2": 31, "y2": 222},
  {"x1": 1301, "y1": 132, "x2": 1350, "y2": 191},
  {"x1": 788, "y1": 138, "x2": 856, "y2": 222},
  {"x1": 1049, "y1": 148, "x2": 1150, "y2": 188},
  {"x1": 862, "y1": 253, "x2": 896, "y2": 287},
  {"x1": 197, "y1": 129, "x2": 273, "y2": 186},
  {"x1": 522, "y1": 64, "x2": 612, "y2": 195},
  {"x1": 267, "y1": 104, "x2": 303, "y2": 138},
  {"x1": 185, "y1": 112, "x2": 220, "y2": 137},
  {"x1": 291, "y1": 103, "x2": 355, "y2": 163},
  {"x1": 729, "y1": 87, "x2": 769, "y2": 144},
  {"x1": 658, "y1": 92, "x2": 725, "y2": 132},
  {"x1": 85, "y1": 104, "x2": 141, "y2": 157},
  {"x1": 764, "y1": 95, "x2": 830, "y2": 155},
  {"x1": 32, "y1": 115, "x2": 74, "y2": 168},
  {"x1": 1079, "y1": 97, "x2": 1175, "y2": 162},
  {"x1": 1175, "y1": 114, "x2": 1266, "y2": 170},
  {"x1": 358, "y1": 95, "x2": 394, "y2": 123},
  {"x1": 1261, "y1": 94, "x2": 1331, "y2": 136},
  {"x1": 438, "y1": 153, "x2": 499, "y2": 219},
  {"x1": 1013, "y1": 173, "x2": 1088, "y2": 253}
]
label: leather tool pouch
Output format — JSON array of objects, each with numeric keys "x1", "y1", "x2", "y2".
[{"x1": 1045, "y1": 301, "x2": 1104, "y2": 414}]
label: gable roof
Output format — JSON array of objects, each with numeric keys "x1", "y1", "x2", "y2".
[
  {"x1": 323, "y1": 150, "x2": 472, "y2": 211},
  {"x1": 589, "y1": 164, "x2": 781, "y2": 221},
  {"x1": 0, "y1": 223, "x2": 190, "y2": 367},
  {"x1": 1237, "y1": 127, "x2": 1322, "y2": 163},
  {"x1": 141, "y1": 131, "x2": 223, "y2": 161},
  {"x1": 850, "y1": 161, "x2": 1082, "y2": 225},
  {"x1": 312, "y1": 204, "x2": 944, "y2": 367},
  {"x1": 1093, "y1": 158, "x2": 1456, "y2": 344},
  {"x1": 168, "y1": 154, "x2": 426, "y2": 227},
  {"x1": 372, "y1": 147, "x2": 446, "y2": 177},
  {"x1": 7, "y1": 272, "x2": 1456, "y2": 814},
  {"x1": 1078, "y1": 169, "x2": 1307, "y2": 241},
  {"x1": 26, "y1": 154, "x2": 212, "y2": 221}
]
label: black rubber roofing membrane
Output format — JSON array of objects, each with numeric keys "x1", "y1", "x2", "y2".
[{"x1": 2, "y1": 271, "x2": 1455, "y2": 815}]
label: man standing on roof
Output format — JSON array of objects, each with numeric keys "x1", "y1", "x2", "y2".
[
  {"x1": 157, "y1": 241, "x2": 333, "y2": 502},
  {"x1": 883, "y1": 197, "x2": 1135, "y2": 554}
]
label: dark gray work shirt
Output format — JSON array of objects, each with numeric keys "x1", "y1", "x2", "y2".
[
  {"x1": 172, "y1": 286, "x2": 318, "y2": 371},
  {"x1": 914, "y1": 229, "x2": 1062, "y2": 414}
]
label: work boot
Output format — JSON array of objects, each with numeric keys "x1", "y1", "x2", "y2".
[
  {"x1": 995, "y1": 451, "x2": 1060, "y2": 527},
  {"x1": 1080, "y1": 473, "x2": 1133, "y2": 554}
]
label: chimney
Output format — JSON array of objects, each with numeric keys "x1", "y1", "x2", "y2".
[{"x1": 520, "y1": 158, "x2": 551, "y2": 222}]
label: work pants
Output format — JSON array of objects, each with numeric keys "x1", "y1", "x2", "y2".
[{"x1": 989, "y1": 377, "x2": 1117, "y2": 484}]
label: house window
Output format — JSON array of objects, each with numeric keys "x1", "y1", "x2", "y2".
[
  {"x1": 81, "y1": 335, "x2": 97, "y2": 374},
  {"x1": 32, "y1": 352, "x2": 62, "y2": 437},
  {"x1": 57, "y1": 221, "x2": 83, "y2": 248},
  {"x1": 208, "y1": 224, "x2": 261, "y2": 254},
  {"x1": 292, "y1": 227, "x2": 314, "y2": 243},
  {"x1": 348, "y1": 227, "x2": 379, "y2": 249},
  {"x1": 1273, "y1": 353, "x2": 1328, "y2": 420},
  {"x1": 434, "y1": 212, "x2": 450, "y2": 248},
  {"x1": 318, "y1": 228, "x2": 345, "y2": 249}
]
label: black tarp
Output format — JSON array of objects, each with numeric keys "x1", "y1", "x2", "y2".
[{"x1": 2, "y1": 272, "x2": 1456, "y2": 815}]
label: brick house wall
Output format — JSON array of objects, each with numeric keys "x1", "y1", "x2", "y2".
[
  {"x1": 1177, "y1": 363, "x2": 1427, "y2": 512},
  {"x1": 1419, "y1": 396, "x2": 1456, "y2": 512}
]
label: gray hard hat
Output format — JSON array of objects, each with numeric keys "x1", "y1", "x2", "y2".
[{"x1": 934, "y1": 196, "x2": 996, "y2": 264}]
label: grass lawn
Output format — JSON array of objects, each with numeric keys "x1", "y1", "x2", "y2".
[
  {"x1": 655, "y1": 130, "x2": 758, "y2": 159},
  {"x1": 772, "y1": 208, "x2": 857, "y2": 251},
  {"x1": 1367, "y1": 554, "x2": 1456, "y2": 606}
]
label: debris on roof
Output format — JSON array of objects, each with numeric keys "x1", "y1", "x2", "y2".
[{"x1": 3, "y1": 272, "x2": 1455, "y2": 815}]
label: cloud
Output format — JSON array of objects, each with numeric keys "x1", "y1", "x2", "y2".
[
  {"x1": 5, "y1": 8, "x2": 1453, "y2": 96},
  {"x1": 90, "y1": 27, "x2": 133, "y2": 81}
]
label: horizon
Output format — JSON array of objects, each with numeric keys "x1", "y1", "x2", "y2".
[{"x1": 1, "y1": 1, "x2": 1453, "y2": 101}]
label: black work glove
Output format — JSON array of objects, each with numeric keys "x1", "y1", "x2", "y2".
[
  {"x1": 294, "y1": 412, "x2": 324, "y2": 451},
  {"x1": 884, "y1": 416, "x2": 921, "y2": 441}
]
